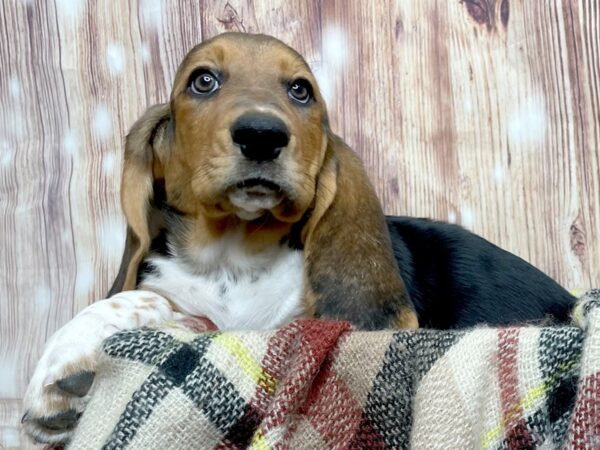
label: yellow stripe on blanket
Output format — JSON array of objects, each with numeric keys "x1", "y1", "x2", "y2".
[
  {"x1": 481, "y1": 359, "x2": 579, "y2": 448},
  {"x1": 250, "y1": 429, "x2": 270, "y2": 450},
  {"x1": 214, "y1": 333, "x2": 278, "y2": 395}
]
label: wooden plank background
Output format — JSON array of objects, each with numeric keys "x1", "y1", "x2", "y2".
[{"x1": 1, "y1": 0, "x2": 598, "y2": 447}]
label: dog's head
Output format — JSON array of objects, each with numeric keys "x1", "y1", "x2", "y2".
[
  {"x1": 165, "y1": 33, "x2": 328, "y2": 223},
  {"x1": 111, "y1": 32, "x2": 417, "y2": 330}
]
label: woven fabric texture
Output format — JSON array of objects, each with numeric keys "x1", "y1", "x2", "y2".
[{"x1": 69, "y1": 290, "x2": 600, "y2": 449}]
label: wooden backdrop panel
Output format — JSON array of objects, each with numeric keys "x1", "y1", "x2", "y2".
[{"x1": 0, "y1": 1, "x2": 598, "y2": 447}]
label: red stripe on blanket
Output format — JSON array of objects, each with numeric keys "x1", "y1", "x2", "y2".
[
  {"x1": 299, "y1": 335, "x2": 365, "y2": 448},
  {"x1": 256, "y1": 322, "x2": 304, "y2": 409},
  {"x1": 506, "y1": 419, "x2": 535, "y2": 449},
  {"x1": 348, "y1": 415, "x2": 387, "y2": 449},
  {"x1": 256, "y1": 320, "x2": 353, "y2": 443},
  {"x1": 498, "y1": 328, "x2": 534, "y2": 449},
  {"x1": 567, "y1": 371, "x2": 600, "y2": 449}
]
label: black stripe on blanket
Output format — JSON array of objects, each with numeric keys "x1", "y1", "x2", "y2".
[
  {"x1": 102, "y1": 328, "x2": 181, "y2": 365},
  {"x1": 100, "y1": 330, "x2": 250, "y2": 448},
  {"x1": 181, "y1": 358, "x2": 248, "y2": 432},
  {"x1": 354, "y1": 330, "x2": 463, "y2": 449},
  {"x1": 102, "y1": 371, "x2": 175, "y2": 450},
  {"x1": 539, "y1": 327, "x2": 583, "y2": 446}
]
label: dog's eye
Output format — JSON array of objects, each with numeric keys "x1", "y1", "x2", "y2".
[
  {"x1": 189, "y1": 71, "x2": 220, "y2": 96},
  {"x1": 288, "y1": 79, "x2": 313, "y2": 104}
]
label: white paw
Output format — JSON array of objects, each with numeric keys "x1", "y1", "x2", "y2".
[
  {"x1": 22, "y1": 309, "x2": 116, "y2": 444},
  {"x1": 22, "y1": 291, "x2": 178, "y2": 444}
]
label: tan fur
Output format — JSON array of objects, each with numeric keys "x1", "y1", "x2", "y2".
[
  {"x1": 109, "y1": 104, "x2": 171, "y2": 294},
  {"x1": 111, "y1": 32, "x2": 417, "y2": 330},
  {"x1": 395, "y1": 308, "x2": 420, "y2": 330},
  {"x1": 302, "y1": 133, "x2": 415, "y2": 329}
]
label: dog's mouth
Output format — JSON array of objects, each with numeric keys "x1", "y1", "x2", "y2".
[
  {"x1": 228, "y1": 177, "x2": 285, "y2": 220},
  {"x1": 235, "y1": 177, "x2": 282, "y2": 194}
]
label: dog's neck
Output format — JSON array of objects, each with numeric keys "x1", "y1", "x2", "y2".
[
  {"x1": 154, "y1": 207, "x2": 297, "y2": 262},
  {"x1": 137, "y1": 207, "x2": 306, "y2": 330}
]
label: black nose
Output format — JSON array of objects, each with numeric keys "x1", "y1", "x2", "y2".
[{"x1": 231, "y1": 114, "x2": 289, "y2": 161}]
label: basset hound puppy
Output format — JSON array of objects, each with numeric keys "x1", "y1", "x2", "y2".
[{"x1": 23, "y1": 32, "x2": 575, "y2": 444}]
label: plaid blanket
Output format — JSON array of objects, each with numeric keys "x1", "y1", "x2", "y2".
[{"x1": 69, "y1": 290, "x2": 600, "y2": 449}]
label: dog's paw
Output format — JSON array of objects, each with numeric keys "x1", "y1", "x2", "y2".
[
  {"x1": 22, "y1": 311, "x2": 114, "y2": 444},
  {"x1": 22, "y1": 291, "x2": 178, "y2": 444}
]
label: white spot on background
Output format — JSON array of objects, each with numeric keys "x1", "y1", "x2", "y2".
[
  {"x1": 508, "y1": 97, "x2": 547, "y2": 144},
  {"x1": 318, "y1": 26, "x2": 349, "y2": 105},
  {"x1": 9, "y1": 77, "x2": 20, "y2": 98},
  {"x1": 448, "y1": 210, "x2": 457, "y2": 224},
  {"x1": 93, "y1": 105, "x2": 113, "y2": 140},
  {"x1": 0, "y1": 140, "x2": 12, "y2": 167},
  {"x1": 106, "y1": 43, "x2": 125, "y2": 75},
  {"x1": 55, "y1": 0, "x2": 84, "y2": 18},
  {"x1": 63, "y1": 129, "x2": 80, "y2": 155},
  {"x1": 140, "y1": 0, "x2": 163, "y2": 29},
  {"x1": 0, "y1": 153, "x2": 11, "y2": 166},
  {"x1": 141, "y1": 43, "x2": 151, "y2": 63},
  {"x1": 7, "y1": 111, "x2": 25, "y2": 138},
  {"x1": 494, "y1": 162, "x2": 505, "y2": 183},
  {"x1": 312, "y1": 66, "x2": 332, "y2": 105},
  {"x1": 75, "y1": 261, "x2": 94, "y2": 297},
  {"x1": 103, "y1": 153, "x2": 116, "y2": 175},
  {"x1": 99, "y1": 215, "x2": 126, "y2": 258},
  {"x1": 463, "y1": 97, "x2": 473, "y2": 113},
  {"x1": 323, "y1": 26, "x2": 348, "y2": 69},
  {"x1": 35, "y1": 286, "x2": 52, "y2": 309},
  {"x1": 460, "y1": 206, "x2": 475, "y2": 229},
  {"x1": 61, "y1": 228, "x2": 72, "y2": 243},
  {"x1": 0, "y1": 359, "x2": 17, "y2": 397},
  {"x1": 1, "y1": 427, "x2": 20, "y2": 447}
]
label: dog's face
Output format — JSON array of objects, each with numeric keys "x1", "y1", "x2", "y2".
[{"x1": 164, "y1": 33, "x2": 328, "y2": 222}]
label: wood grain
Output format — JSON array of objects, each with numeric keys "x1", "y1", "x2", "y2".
[{"x1": 0, "y1": 1, "x2": 598, "y2": 447}]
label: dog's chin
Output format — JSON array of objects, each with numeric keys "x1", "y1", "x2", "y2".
[{"x1": 228, "y1": 180, "x2": 284, "y2": 221}]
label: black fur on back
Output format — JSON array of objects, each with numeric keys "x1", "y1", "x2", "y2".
[{"x1": 386, "y1": 216, "x2": 576, "y2": 328}]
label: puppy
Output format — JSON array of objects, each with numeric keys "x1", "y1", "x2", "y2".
[{"x1": 23, "y1": 32, "x2": 574, "y2": 444}]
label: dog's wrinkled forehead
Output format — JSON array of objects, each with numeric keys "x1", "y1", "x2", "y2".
[{"x1": 171, "y1": 33, "x2": 315, "y2": 100}]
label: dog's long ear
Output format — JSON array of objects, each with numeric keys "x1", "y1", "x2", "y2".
[
  {"x1": 302, "y1": 131, "x2": 418, "y2": 330},
  {"x1": 108, "y1": 104, "x2": 171, "y2": 296}
]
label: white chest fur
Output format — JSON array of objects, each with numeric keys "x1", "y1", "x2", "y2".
[{"x1": 138, "y1": 231, "x2": 306, "y2": 330}]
